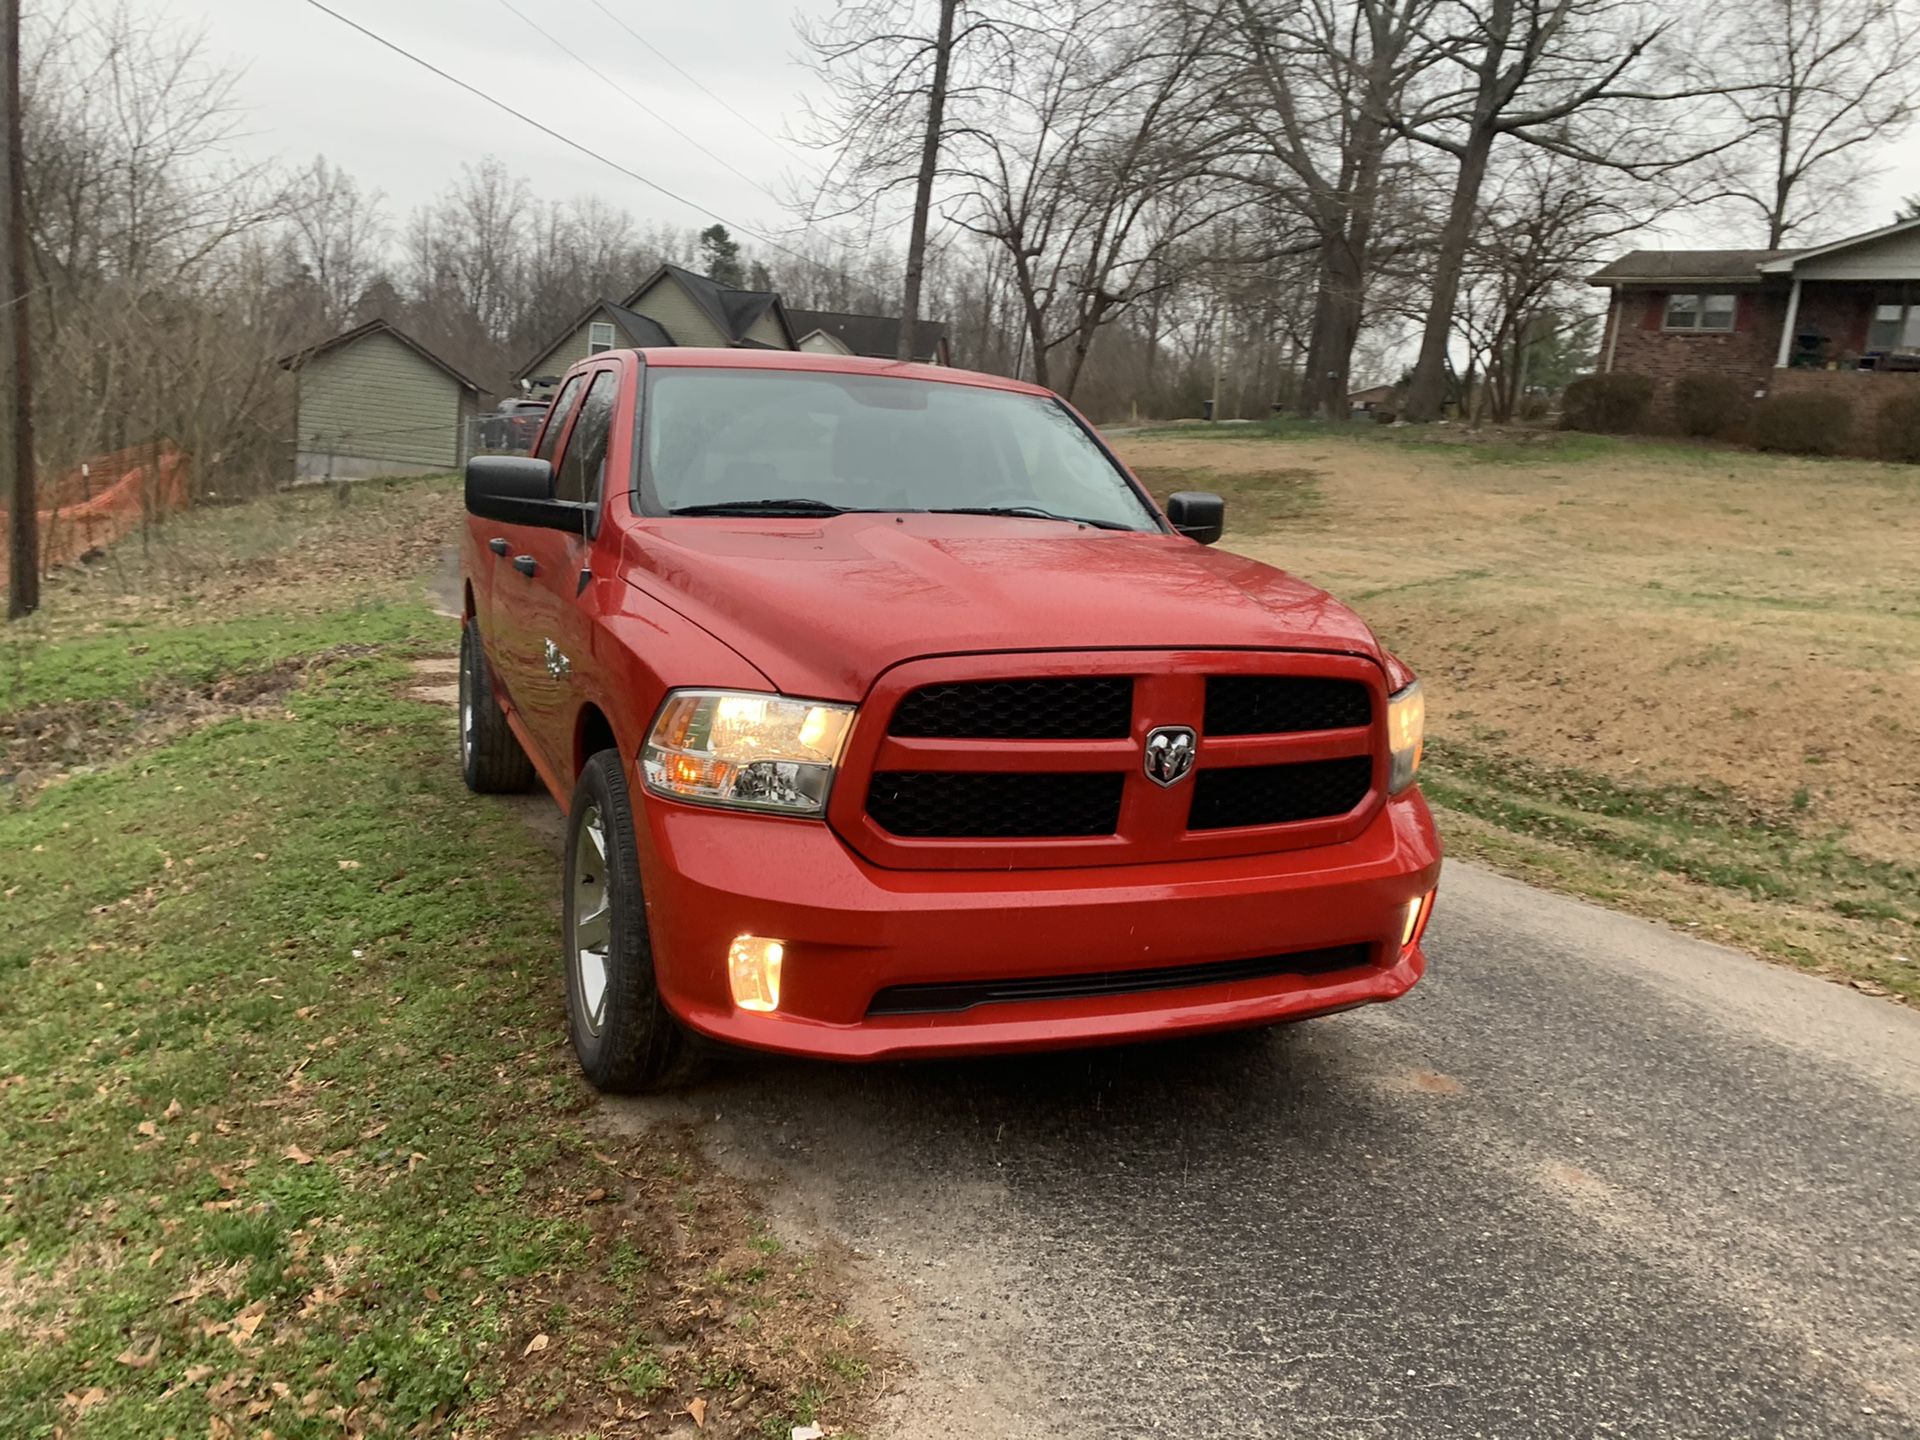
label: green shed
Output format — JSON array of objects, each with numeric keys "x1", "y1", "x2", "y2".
[{"x1": 281, "y1": 319, "x2": 482, "y2": 481}]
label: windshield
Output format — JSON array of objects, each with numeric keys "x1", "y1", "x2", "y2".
[{"x1": 641, "y1": 369, "x2": 1161, "y2": 532}]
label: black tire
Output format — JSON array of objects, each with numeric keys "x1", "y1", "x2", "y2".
[
  {"x1": 459, "y1": 616, "x2": 536, "y2": 794},
  {"x1": 562, "y1": 751, "x2": 699, "y2": 1092}
]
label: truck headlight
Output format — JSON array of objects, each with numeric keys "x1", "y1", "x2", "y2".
[
  {"x1": 642, "y1": 690, "x2": 855, "y2": 816},
  {"x1": 1386, "y1": 680, "x2": 1424, "y2": 795}
]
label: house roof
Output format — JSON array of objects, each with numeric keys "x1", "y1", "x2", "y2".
[
  {"x1": 787, "y1": 308, "x2": 949, "y2": 360},
  {"x1": 622, "y1": 263, "x2": 796, "y2": 347},
  {"x1": 277, "y1": 318, "x2": 482, "y2": 392},
  {"x1": 1586, "y1": 249, "x2": 1795, "y2": 286},
  {"x1": 1757, "y1": 214, "x2": 1920, "y2": 272},
  {"x1": 603, "y1": 303, "x2": 675, "y2": 347}
]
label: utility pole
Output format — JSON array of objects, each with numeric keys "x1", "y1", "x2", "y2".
[
  {"x1": 2, "y1": 0, "x2": 36, "y2": 619},
  {"x1": 897, "y1": 0, "x2": 957, "y2": 361}
]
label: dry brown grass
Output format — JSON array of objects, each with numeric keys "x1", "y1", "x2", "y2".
[{"x1": 1120, "y1": 425, "x2": 1920, "y2": 998}]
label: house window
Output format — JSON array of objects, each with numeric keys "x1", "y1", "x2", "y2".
[
  {"x1": 1867, "y1": 302, "x2": 1920, "y2": 351},
  {"x1": 1664, "y1": 292, "x2": 1737, "y2": 332},
  {"x1": 587, "y1": 320, "x2": 616, "y2": 354}
]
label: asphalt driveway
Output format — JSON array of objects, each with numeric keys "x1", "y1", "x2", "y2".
[{"x1": 612, "y1": 862, "x2": 1920, "y2": 1438}]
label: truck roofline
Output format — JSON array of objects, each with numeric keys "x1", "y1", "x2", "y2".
[{"x1": 617, "y1": 346, "x2": 1055, "y2": 399}]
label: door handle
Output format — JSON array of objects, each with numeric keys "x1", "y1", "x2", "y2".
[
  {"x1": 488, "y1": 537, "x2": 509, "y2": 556},
  {"x1": 512, "y1": 555, "x2": 537, "y2": 576}
]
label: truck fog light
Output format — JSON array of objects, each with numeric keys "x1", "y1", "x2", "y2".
[
  {"x1": 1401, "y1": 890, "x2": 1436, "y2": 949},
  {"x1": 728, "y1": 935, "x2": 785, "y2": 1012}
]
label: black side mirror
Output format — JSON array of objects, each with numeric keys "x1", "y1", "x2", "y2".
[
  {"x1": 465, "y1": 456, "x2": 591, "y2": 531},
  {"x1": 1166, "y1": 490, "x2": 1225, "y2": 545}
]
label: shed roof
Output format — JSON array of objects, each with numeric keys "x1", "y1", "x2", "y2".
[
  {"x1": 277, "y1": 318, "x2": 482, "y2": 392},
  {"x1": 787, "y1": 307, "x2": 949, "y2": 360}
]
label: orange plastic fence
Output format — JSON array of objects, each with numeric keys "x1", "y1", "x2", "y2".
[{"x1": 0, "y1": 443, "x2": 189, "y2": 582}]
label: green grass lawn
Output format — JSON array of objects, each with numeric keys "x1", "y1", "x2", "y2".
[{"x1": 0, "y1": 496, "x2": 876, "y2": 1438}]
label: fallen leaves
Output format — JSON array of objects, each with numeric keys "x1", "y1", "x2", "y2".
[
  {"x1": 687, "y1": 1395, "x2": 707, "y2": 1428},
  {"x1": 115, "y1": 1335, "x2": 161, "y2": 1368},
  {"x1": 521, "y1": 1332, "x2": 550, "y2": 1358},
  {"x1": 282, "y1": 1144, "x2": 314, "y2": 1166}
]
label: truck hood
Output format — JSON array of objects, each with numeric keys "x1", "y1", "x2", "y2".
[{"x1": 620, "y1": 513, "x2": 1383, "y2": 700}]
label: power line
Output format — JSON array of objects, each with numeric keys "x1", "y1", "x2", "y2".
[
  {"x1": 297, "y1": 0, "x2": 810, "y2": 265},
  {"x1": 490, "y1": 0, "x2": 787, "y2": 209},
  {"x1": 589, "y1": 0, "x2": 826, "y2": 179}
]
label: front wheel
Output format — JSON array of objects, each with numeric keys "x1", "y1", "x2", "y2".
[
  {"x1": 563, "y1": 751, "x2": 698, "y2": 1092},
  {"x1": 459, "y1": 618, "x2": 536, "y2": 794}
]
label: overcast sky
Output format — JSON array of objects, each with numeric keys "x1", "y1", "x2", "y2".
[
  {"x1": 135, "y1": 0, "x2": 1920, "y2": 255},
  {"x1": 145, "y1": 0, "x2": 839, "y2": 246}
]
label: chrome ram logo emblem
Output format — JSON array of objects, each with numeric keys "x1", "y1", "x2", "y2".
[{"x1": 1143, "y1": 725, "x2": 1197, "y2": 787}]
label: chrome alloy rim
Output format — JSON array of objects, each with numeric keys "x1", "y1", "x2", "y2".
[
  {"x1": 458, "y1": 647, "x2": 474, "y2": 766},
  {"x1": 571, "y1": 803, "x2": 612, "y2": 1035}
]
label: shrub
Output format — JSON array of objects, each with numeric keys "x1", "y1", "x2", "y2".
[
  {"x1": 1561, "y1": 372, "x2": 1653, "y2": 433},
  {"x1": 1750, "y1": 392, "x2": 1855, "y2": 456},
  {"x1": 1371, "y1": 407, "x2": 1397, "y2": 425},
  {"x1": 1872, "y1": 393, "x2": 1920, "y2": 464},
  {"x1": 1672, "y1": 374, "x2": 1752, "y2": 439}
]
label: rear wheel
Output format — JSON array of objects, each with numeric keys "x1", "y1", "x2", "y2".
[
  {"x1": 563, "y1": 751, "x2": 698, "y2": 1092},
  {"x1": 459, "y1": 617, "x2": 536, "y2": 793}
]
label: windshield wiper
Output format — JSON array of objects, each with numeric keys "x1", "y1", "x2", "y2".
[
  {"x1": 927, "y1": 505, "x2": 1139, "y2": 532},
  {"x1": 668, "y1": 498, "x2": 857, "y2": 517}
]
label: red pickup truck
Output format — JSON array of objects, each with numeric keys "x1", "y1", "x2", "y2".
[{"x1": 460, "y1": 348, "x2": 1440, "y2": 1090}]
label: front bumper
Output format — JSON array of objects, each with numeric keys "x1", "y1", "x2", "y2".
[{"x1": 633, "y1": 771, "x2": 1442, "y2": 1061}]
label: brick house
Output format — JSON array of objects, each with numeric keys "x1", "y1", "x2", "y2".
[{"x1": 1587, "y1": 215, "x2": 1920, "y2": 418}]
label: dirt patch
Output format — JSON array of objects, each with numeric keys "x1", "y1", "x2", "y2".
[
  {"x1": 0, "y1": 650, "x2": 370, "y2": 798},
  {"x1": 405, "y1": 655, "x2": 459, "y2": 707}
]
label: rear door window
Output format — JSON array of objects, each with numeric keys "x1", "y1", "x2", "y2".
[
  {"x1": 535, "y1": 374, "x2": 587, "y2": 464},
  {"x1": 553, "y1": 371, "x2": 618, "y2": 506}
]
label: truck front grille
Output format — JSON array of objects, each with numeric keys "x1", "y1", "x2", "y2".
[
  {"x1": 1188, "y1": 756, "x2": 1373, "y2": 830},
  {"x1": 844, "y1": 653, "x2": 1388, "y2": 864},
  {"x1": 1204, "y1": 675, "x2": 1370, "y2": 735},
  {"x1": 866, "y1": 943, "x2": 1374, "y2": 1015},
  {"x1": 865, "y1": 771, "x2": 1125, "y2": 838},
  {"x1": 889, "y1": 677, "x2": 1133, "y2": 739}
]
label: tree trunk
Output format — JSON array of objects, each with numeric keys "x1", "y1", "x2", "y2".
[
  {"x1": 1402, "y1": 128, "x2": 1497, "y2": 423},
  {"x1": 1297, "y1": 236, "x2": 1366, "y2": 420},
  {"x1": 898, "y1": 0, "x2": 958, "y2": 360},
  {"x1": 3, "y1": 0, "x2": 38, "y2": 619},
  {"x1": 1060, "y1": 293, "x2": 1112, "y2": 401}
]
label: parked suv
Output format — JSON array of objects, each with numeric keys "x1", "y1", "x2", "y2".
[
  {"x1": 480, "y1": 398, "x2": 551, "y2": 452},
  {"x1": 460, "y1": 349, "x2": 1440, "y2": 1090}
]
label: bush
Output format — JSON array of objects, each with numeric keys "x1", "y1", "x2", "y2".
[
  {"x1": 1750, "y1": 392, "x2": 1855, "y2": 456},
  {"x1": 1561, "y1": 372, "x2": 1653, "y2": 433},
  {"x1": 1672, "y1": 374, "x2": 1752, "y2": 439},
  {"x1": 1872, "y1": 393, "x2": 1920, "y2": 464}
]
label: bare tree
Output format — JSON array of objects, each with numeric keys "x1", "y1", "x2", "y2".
[
  {"x1": 1703, "y1": 0, "x2": 1920, "y2": 246},
  {"x1": 946, "y1": 0, "x2": 1239, "y2": 396},
  {"x1": 799, "y1": 0, "x2": 1018, "y2": 347},
  {"x1": 1395, "y1": 0, "x2": 1710, "y2": 421},
  {"x1": 283, "y1": 155, "x2": 386, "y2": 336},
  {"x1": 1211, "y1": 0, "x2": 1438, "y2": 419},
  {"x1": 1451, "y1": 147, "x2": 1648, "y2": 421},
  {"x1": 19, "y1": 2, "x2": 294, "y2": 511}
]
